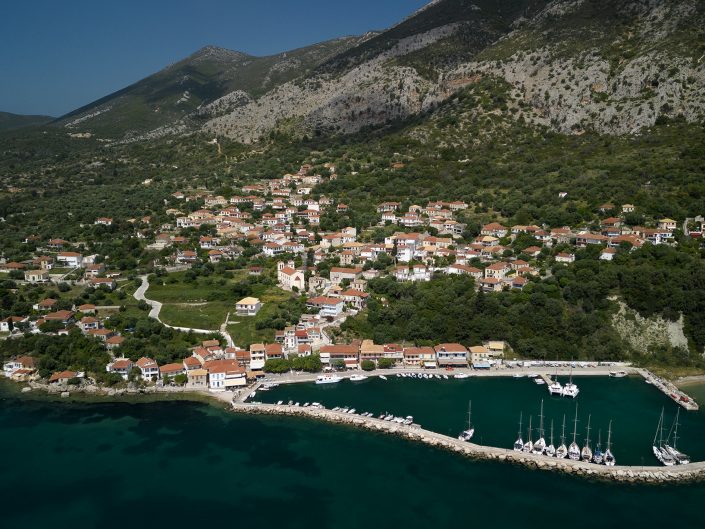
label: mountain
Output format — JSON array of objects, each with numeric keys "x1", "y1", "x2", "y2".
[
  {"x1": 55, "y1": 0, "x2": 705, "y2": 143},
  {"x1": 0, "y1": 111, "x2": 53, "y2": 131},
  {"x1": 55, "y1": 37, "x2": 371, "y2": 140}
]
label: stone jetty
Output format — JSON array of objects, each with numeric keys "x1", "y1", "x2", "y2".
[{"x1": 232, "y1": 402, "x2": 705, "y2": 484}]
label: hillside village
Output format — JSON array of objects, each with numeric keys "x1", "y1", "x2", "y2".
[{"x1": 1, "y1": 162, "x2": 703, "y2": 389}]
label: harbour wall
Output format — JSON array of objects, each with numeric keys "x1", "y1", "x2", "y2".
[{"x1": 232, "y1": 402, "x2": 705, "y2": 484}]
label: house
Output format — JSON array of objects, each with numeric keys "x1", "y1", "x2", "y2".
[
  {"x1": 600, "y1": 248, "x2": 617, "y2": 261},
  {"x1": 265, "y1": 343, "x2": 284, "y2": 360},
  {"x1": 359, "y1": 340, "x2": 384, "y2": 363},
  {"x1": 277, "y1": 261, "x2": 305, "y2": 291},
  {"x1": 90, "y1": 277, "x2": 116, "y2": 290},
  {"x1": 43, "y1": 310, "x2": 75, "y2": 325},
  {"x1": 236, "y1": 297, "x2": 262, "y2": 316},
  {"x1": 468, "y1": 346, "x2": 490, "y2": 366},
  {"x1": 204, "y1": 359, "x2": 246, "y2": 390},
  {"x1": 249, "y1": 344, "x2": 266, "y2": 370},
  {"x1": 183, "y1": 357, "x2": 203, "y2": 371},
  {"x1": 95, "y1": 217, "x2": 113, "y2": 226},
  {"x1": 555, "y1": 253, "x2": 575, "y2": 264},
  {"x1": 34, "y1": 298, "x2": 57, "y2": 311},
  {"x1": 622, "y1": 204, "x2": 635, "y2": 214},
  {"x1": 188, "y1": 368, "x2": 209, "y2": 388},
  {"x1": 48, "y1": 370, "x2": 78, "y2": 384},
  {"x1": 160, "y1": 363, "x2": 186, "y2": 379},
  {"x1": 56, "y1": 252, "x2": 83, "y2": 267},
  {"x1": 3, "y1": 355, "x2": 36, "y2": 377},
  {"x1": 479, "y1": 277, "x2": 503, "y2": 293},
  {"x1": 481, "y1": 223, "x2": 508, "y2": 238},
  {"x1": 319, "y1": 344, "x2": 359, "y2": 368},
  {"x1": 105, "y1": 335, "x2": 125, "y2": 350},
  {"x1": 434, "y1": 343, "x2": 468, "y2": 367},
  {"x1": 108, "y1": 358, "x2": 133, "y2": 379},
  {"x1": 329, "y1": 267, "x2": 363, "y2": 285},
  {"x1": 484, "y1": 262, "x2": 510, "y2": 279},
  {"x1": 79, "y1": 316, "x2": 101, "y2": 332},
  {"x1": 78, "y1": 303, "x2": 96, "y2": 314},
  {"x1": 658, "y1": 218, "x2": 677, "y2": 232},
  {"x1": 447, "y1": 264, "x2": 483, "y2": 279},
  {"x1": 24, "y1": 269, "x2": 50, "y2": 283},
  {"x1": 136, "y1": 357, "x2": 160, "y2": 381},
  {"x1": 341, "y1": 289, "x2": 369, "y2": 309},
  {"x1": 0, "y1": 316, "x2": 28, "y2": 333},
  {"x1": 403, "y1": 346, "x2": 436, "y2": 368},
  {"x1": 306, "y1": 296, "x2": 344, "y2": 317}
]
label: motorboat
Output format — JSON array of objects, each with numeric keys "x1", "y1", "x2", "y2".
[
  {"x1": 316, "y1": 375, "x2": 342, "y2": 385},
  {"x1": 349, "y1": 374, "x2": 368, "y2": 382}
]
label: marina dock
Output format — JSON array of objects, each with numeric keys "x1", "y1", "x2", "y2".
[
  {"x1": 231, "y1": 402, "x2": 705, "y2": 484},
  {"x1": 639, "y1": 369, "x2": 699, "y2": 411}
]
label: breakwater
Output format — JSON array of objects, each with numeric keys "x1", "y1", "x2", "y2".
[{"x1": 233, "y1": 402, "x2": 705, "y2": 484}]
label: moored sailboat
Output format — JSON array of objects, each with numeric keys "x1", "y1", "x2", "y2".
[
  {"x1": 568, "y1": 404, "x2": 581, "y2": 461},
  {"x1": 652, "y1": 408, "x2": 676, "y2": 466},
  {"x1": 604, "y1": 420, "x2": 616, "y2": 466},
  {"x1": 458, "y1": 400, "x2": 474, "y2": 442},
  {"x1": 513, "y1": 412, "x2": 524, "y2": 452},
  {"x1": 581, "y1": 414, "x2": 593, "y2": 462},
  {"x1": 532, "y1": 399, "x2": 546, "y2": 455},
  {"x1": 545, "y1": 419, "x2": 556, "y2": 457},
  {"x1": 555, "y1": 414, "x2": 568, "y2": 459},
  {"x1": 664, "y1": 408, "x2": 690, "y2": 465},
  {"x1": 592, "y1": 429, "x2": 604, "y2": 465},
  {"x1": 562, "y1": 365, "x2": 579, "y2": 398},
  {"x1": 523, "y1": 415, "x2": 534, "y2": 453}
]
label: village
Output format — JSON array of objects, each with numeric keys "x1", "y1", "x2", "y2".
[{"x1": 1, "y1": 163, "x2": 703, "y2": 389}]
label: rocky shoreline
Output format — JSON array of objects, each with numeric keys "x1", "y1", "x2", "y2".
[{"x1": 233, "y1": 402, "x2": 705, "y2": 485}]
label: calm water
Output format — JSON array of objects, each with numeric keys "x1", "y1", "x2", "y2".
[
  {"x1": 2, "y1": 380, "x2": 705, "y2": 529},
  {"x1": 256, "y1": 375, "x2": 705, "y2": 466}
]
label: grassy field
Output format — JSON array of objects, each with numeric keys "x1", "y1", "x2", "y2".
[{"x1": 149, "y1": 271, "x2": 295, "y2": 340}]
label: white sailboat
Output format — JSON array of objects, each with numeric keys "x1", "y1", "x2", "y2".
[
  {"x1": 664, "y1": 408, "x2": 690, "y2": 465},
  {"x1": 604, "y1": 420, "x2": 616, "y2": 466},
  {"x1": 458, "y1": 400, "x2": 474, "y2": 442},
  {"x1": 568, "y1": 404, "x2": 581, "y2": 461},
  {"x1": 652, "y1": 407, "x2": 676, "y2": 466},
  {"x1": 545, "y1": 419, "x2": 556, "y2": 457},
  {"x1": 581, "y1": 414, "x2": 593, "y2": 462},
  {"x1": 592, "y1": 429, "x2": 604, "y2": 465},
  {"x1": 555, "y1": 415, "x2": 568, "y2": 459},
  {"x1": 532, "y1": 399, "x2": 546, "y2": 455},
  {"x1": 562, "y1": 365, "x2": 579, "y2": 398},
  {"x1": 548, "y1": 368, "x2": 563, "y2": 396},
  {"x1": 523, "y1": 415, "x2": 534, "y2": 453},
  {"x1": 514, "y1": 412, "x2": 524, "y2": 452}
]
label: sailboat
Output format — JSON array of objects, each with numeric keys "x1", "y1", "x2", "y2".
[
  {"x1": 568, "y1": 404, "x2": 581, "y2": 461},
  {"x1": 532, "y1": 400, "x2": 547, "y2": 455},
  {"x1": 523, "y1": 416, "x2": 534, "y2": 453},
  {"x1": 652, "y1": 408, "x2": 676, "y2": 466},
  {"x1": 604, "y1": 420, "x2": 616, "y2": 466},
  {"x1": 513, "y1": 412, "x2": 524, "y2": 452},
  {"x1": 555, "y1": 414, "x2": 568, "y2": 459},
  {"x1": 664, "y1": 408, "x2": 690, "y2": 465},
  {"x1": 562, "y1": 365, "x2": 579, "y2": 398},
  {"x1": 458, "y1": 400, "x2": 474, "y2": 442},
  {"x1": 592, "y1": 429, "x2": 604, "y2": 464},
  {"x1": 545, "y1": 419, "x2": 556, "y2": 457},
  {"x1": 548, "y1": 368, "x2": 563, "y2": 396},
  {"x1": 581, "y1": 414, "x2": 593, "y2": 462}
]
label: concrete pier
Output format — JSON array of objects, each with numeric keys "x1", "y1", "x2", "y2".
[{"x1": 231, "y1": 402, "x2": 705, "y2": 484}]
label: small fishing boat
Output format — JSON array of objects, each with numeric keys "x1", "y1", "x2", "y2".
[
  {"x1": 349, "y1": 374, "x2": 368, "y2": 382},
  {"x1": 379, "y1": 375, "x2": 388, "y2": 381}
]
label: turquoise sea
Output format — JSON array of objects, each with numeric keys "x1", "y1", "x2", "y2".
[{"x1": 2, "y1": 377, "x2": 705, "y2": 529}]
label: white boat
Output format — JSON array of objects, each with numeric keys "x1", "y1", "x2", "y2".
[
  {"x1": 379, "y1": 375, "x2": 388, "y2": 381},
  {"x1": 454, "y1": 373, "x2": 470, "y2": 379},
  {"x1": 442, "y1": 374, "x2": 449, "y2": 380},
  {"x1": 512, "y1": 373, "x2": 524, "y2": 379},
  {"x1": 664, "y1": 408, "x2": 690, "y2": 465},
  {"x1": 534, "y1": 378, "x2": 546, "y2": 385},
  {"x1": 349, "y1": 374, "x2": 368, "y2": 382},
  {"x1": 347, "y1": 408, "x2": 356, "y2": 414},
  {"x1": 581, "y1": 414, "x2": 593, "y2": 462},
  {"x1": 316, "y1": 375, "x2": 342, "y2": 385},
  {"x1": 545, "y1": 420, "x2": 556, "y2": 457},
  {"x1": 562, "y1": 366, "x2": 579, "y2": 398},
  {"x1": 556, "y1": 415, "x2": 568, "y2": 459},
  {"x1": 652, "y1": 408, "x2": 676, "y2": 466},
  {"x1": 276, "y1": 400, "x2": 283, "y2": 405},
  {"x1": 609, "y1": 371, "x2": 627, "y2": 378},
  {"x1": 514, "y1": 412, "x2": 524, "y2": 452},
  {"x1": 604, "y1": 420, "x2": 616, "y2": 466},
  {"x1": 548, "y1": 370, "x2": 563, "y2": 396},
  {"x1": 532, "y1": 400, "x2": 546, "y2": 455},
  {"x1": 523, "y1": 416, "x2": 534, "y2": 453},
  {"x1": 458, "y1": 400, "x2": 475, "y2": 442},
  {"x1": 568, "y1": 404, "x2": 581, "y2": 461},
  {"x1": 592, "y1": 430, "x2": 604, "y2": 464}
]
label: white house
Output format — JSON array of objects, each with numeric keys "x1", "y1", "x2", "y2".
[{"x1": 236, "y1": 297, "x2": 262, "y2": 316}]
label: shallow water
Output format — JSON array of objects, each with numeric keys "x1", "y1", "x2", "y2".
[{"x1": 2, "y1": 380, "x2": 705, "y2": 529}]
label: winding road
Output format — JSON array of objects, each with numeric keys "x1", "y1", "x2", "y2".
[{"x1": 134, "y1": 275, "x2": 235, "y2": 345}]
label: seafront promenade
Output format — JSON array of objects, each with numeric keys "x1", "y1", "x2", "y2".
[{"x1": 228, "y1": 400, "x2": 705, "y2": 484}]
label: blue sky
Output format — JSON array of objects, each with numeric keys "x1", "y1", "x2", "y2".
[{"x1": 0, "y1": 0, "x2": 428, "y2": 117}]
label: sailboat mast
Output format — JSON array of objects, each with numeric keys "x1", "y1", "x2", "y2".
[
  {"x1": 561, "y1": 415, "x2": 566, "y2": 444},
  {"x1": 550, "y1": 420, "x2": 554, "y2": 445},
  {"x1": 653, "y1": 409, "x2": 663, "y2": 446},
  {"x1": 539, "y1": 399, "x2": 544, "y2": 438},
  {"x1": 527, "y1": 415, "x2": 533, "y2": 442},
  {"x1": 607, "y1": 420, "x2": 612, "y2": 450},
  {"x1": 468, "y1": 401, "x2": 472, "y2": 429},
  {"x1": 518, "y1": 411, "x2": 523, "y2": 438},
  {"x1": 659, "y1": 407, "x2": 666, "y2": 448},
  {"x1": 585, "y1": 414, "x2": 592, "y2": 447},
  {"x1": 672, "y1": 408, "x2": 680, "y2": 450},
  {"x1": 572, "y1": 403, "x2": 579, "y2": 443}
]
